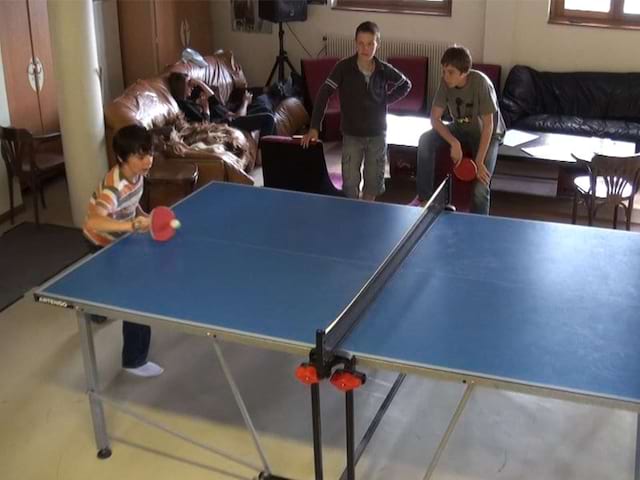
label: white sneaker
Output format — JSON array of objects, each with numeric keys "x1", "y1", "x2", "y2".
[{"x1": 124, "y1": 361, "x2": 164, "y2": 378}]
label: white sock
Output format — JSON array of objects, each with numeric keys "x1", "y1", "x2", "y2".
[{"x1": 124, "y1": 361, "x2": 164, "y2": 378}]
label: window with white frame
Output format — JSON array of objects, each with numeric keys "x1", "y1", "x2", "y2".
[
  {"x1": 549, "y1": 0, "x2": 640, "y2": 29},
  {"x1": 332, "y1": 0, "x2": 451, "y2": 17}
]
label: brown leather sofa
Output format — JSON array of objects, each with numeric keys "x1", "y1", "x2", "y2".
[{"x1": 104, "y1": 50, "x2": 309, "y2": 201}]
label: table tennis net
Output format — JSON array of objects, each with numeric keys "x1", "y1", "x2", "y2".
[{"x1": 322, "y1": 178, "x2": 451, "y2": 353}]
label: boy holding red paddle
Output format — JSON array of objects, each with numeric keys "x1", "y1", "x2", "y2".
[
  {"x1": 413, "y1": 45, "x2": 505, "y2": 214},
  {"x1": 83, "y1": 125, "x2": 163, "y2": 378}
]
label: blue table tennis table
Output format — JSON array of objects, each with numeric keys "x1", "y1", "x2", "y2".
[{"x1": 35, "y1": 180, "x2": 640, "y2": 480}]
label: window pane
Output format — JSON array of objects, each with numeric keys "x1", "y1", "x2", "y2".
[
  {"x1": 565, "y1": 0, "x2": 610, "y2": 12},
  {"x1": 624, "y1": 0, "x2": 640, "y2": 14}
]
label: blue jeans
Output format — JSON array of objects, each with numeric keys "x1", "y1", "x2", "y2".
[
  {"x1": 122, "y1": 322, "x2": 151, "y2": 368},
  {"x1": 341, "y1": 134, "x2": 387, "y2": 199},
  {"x1": 416, "y1": 126, "x2": 500, "y2": 215}
]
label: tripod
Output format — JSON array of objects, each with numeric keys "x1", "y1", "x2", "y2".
[{"x1": 265, "y1": 22, "x2": 299, "y2": 87}]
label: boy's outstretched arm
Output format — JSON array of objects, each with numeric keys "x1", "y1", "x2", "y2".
[
  {"x1": 474, "y1": 113, "x2": 494, "y2": 186},
  {"x1": 431, "y1": 106, "x2": 463, "y2": 165},
  {"x1": 302, "y1": 65, "x2": 342, "y2": 148},
  {"x1": 86, "y1": 206, "x2": 150, "y2": 234}
]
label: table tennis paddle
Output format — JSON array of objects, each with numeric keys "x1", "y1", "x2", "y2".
[
  {"x1": 149, "y1": 206, "x2": 181, "y2": 242},
  {"x1": 453, "y1": 157, "x2": 477, "y2": 182}
]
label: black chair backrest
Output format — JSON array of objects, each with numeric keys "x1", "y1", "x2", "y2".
[
  {"x1": 260, "y1": 136, "x2": 343, "y2": 197},
  {"x1": 0, "y1": 126, "x2": 34, "y2": 179}
]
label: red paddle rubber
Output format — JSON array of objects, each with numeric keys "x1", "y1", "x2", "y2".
[
  {"x1": 453, "y1": 157, "x2": 477, "y2": 182},
  {"x1": 150, "y1": 206, "x2": 178, "y2": 242}
]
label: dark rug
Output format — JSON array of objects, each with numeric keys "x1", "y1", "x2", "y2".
[{"x1": 0, "y1": 222, "x2": 92, "y2": 312}]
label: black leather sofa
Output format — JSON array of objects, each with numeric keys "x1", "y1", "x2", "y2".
[{"x1": 500, "y1": 65, "x2": 640, "y2": 145}]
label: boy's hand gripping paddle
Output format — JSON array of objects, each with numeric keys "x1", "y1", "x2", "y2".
[
  {"x1": 453, "y1": 157, "x2": 477, "y2": 182},
  {"x1": 150, "y1": 206, "x2": 181, "y2": 242}
]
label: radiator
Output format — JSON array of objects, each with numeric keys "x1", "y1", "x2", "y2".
[{"x1": 325, "y1": 34, "x2": 449, "y2": 106}]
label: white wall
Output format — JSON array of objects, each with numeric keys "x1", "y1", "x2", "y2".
[
  {"x1": 212, "y1": 0, "x2": 640, "y2": 88},
  {"x1": 484, "y1": 0, "x2": 640, "y2": 77},
  {"x1": 211, "y1": 0, "x2": 487, "y2": 86},
  {"x1": 93, "y1": 0, "x2": 124, "y2": 104}
]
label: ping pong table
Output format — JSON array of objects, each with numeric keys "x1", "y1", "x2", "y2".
[{"x1": 35, "y1": 180, "x2": 640, "y2": 480}]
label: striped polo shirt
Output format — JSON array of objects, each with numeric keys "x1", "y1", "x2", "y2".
[{"x1": 83, "y1": 165, "x2": 143, "y2": 247}]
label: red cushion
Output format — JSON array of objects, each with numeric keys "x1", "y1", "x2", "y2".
[
  {"x1": 302, "y1": 57, "x2": 341, "y2": 139},
  {"x1": 301, "y1": 57, "x2": 340, "y2": 108},
  {"x1": 387, "y1": 56, "x2": 428, "y2": 115},
  {"x1": 474, "y1": 63, "x2": 502, "y2": 96}
]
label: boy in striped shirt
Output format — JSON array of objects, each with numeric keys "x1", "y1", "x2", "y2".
[{"x1": 83, "y1": 125, "x2": 163, "y2": 378}]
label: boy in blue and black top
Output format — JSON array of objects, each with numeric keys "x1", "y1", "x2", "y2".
[{"x1": 302, "y1": 21, "x2": 411, "y2": 201}]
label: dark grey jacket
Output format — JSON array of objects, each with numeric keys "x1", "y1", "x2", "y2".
[{"x1": 310, "y1": 55, "x2": 411, "y2": 137}]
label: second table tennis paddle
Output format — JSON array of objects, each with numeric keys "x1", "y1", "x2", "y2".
[
  {"x1": 149, "y1": 206, "x2": 181, "y2": 242},
  {"x1": 453, "y1": 157, "x2": 477, "y2": 182}
]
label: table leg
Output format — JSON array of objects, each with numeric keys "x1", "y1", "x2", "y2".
[
  {"x1": 635, "y1": 413, "x2": 640, "y2": 480},
  {"x1": 311, "y1": 382, "x2": 324, "y2": 480},
  {"x1": 76, "y1": 311, "x2": 111, "y2": 459},
  {"x1": 211, "y1": 337, "x2": 273, "y2": 475},
  {"x1": 422, "y1": 381, "x2": 475, "y2": 480}
]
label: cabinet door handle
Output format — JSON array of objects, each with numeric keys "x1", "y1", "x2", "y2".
[
  {"x1": 180, "y1": 19, "x2": 191, "y2": 47},
  {"x1": 27, "y1": 57, "x2": 44, "y2": 92}
]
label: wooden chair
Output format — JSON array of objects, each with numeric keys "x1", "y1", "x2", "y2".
[
  {"x1": 571, "y1": 153, "x2": 640, "y2": 230},
  {"x1": 0, "y1": 126, "x2": 65, "y2": 226}
]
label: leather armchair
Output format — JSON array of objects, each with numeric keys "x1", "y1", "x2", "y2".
[{"x1": 105, "y1": 50, "x2": 309, "y2": 192}]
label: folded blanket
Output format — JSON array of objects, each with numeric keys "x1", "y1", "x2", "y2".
[{"x1": 159, "y1": 114, "x2": 255, "y2": 185}]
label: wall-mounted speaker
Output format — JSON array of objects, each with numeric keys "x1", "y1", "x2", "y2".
[{"x1": 258, "y1": 0, "x2": 308, "y2": 23}]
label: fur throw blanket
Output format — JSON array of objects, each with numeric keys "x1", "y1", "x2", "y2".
[{"x1": 159, "y1": 114, "x2": 255, "y2": 173}]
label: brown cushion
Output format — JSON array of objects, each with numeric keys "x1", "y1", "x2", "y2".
[{"x1": 274, "y1": 97, "x2": 309, "y2": 136}]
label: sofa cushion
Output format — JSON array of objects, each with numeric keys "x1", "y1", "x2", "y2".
[
  {"x1": 104, "y1": 78, "x2": 181, "y2": 132},
  {"x1": 387, "y1": 56, "x2": 428, "y2": 115},
  {"x1": 273, "y1": 97, "x2": 310, "y2": 136},
  {"x1": 513, "y1": 115, "x2": 640, "y2": 143},
  {"x1": 474, "y1": 63, "x2": 502, "y2": 97},
  {"x1": 301, "y1": 57, "x2": 341, "y2": 140},
  {"x1": 502, "y1": 65, "x2": 640, "y2": 130},
  {"x1": 166, "y1": 50, "x2": 247, "y2": 106}
]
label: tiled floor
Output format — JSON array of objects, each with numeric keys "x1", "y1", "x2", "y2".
[{"x1": 1, "y1": 159, "x2": 638, "y2": 480}]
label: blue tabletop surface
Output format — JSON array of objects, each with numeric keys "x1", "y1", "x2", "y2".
[
  {"x1": 343, "y1": 213, "x2": 640, "y2": 403},
  {"x1": 40, "y1": 182, "x2": 640, "y2": 403},
  {"x1": 40, "y1": 183, "x2": 420, "y2": 347}
]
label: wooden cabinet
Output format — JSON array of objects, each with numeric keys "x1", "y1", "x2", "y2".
[
  {"x1": 0, "y1": 0, "x2": 59, "y2": 134},
  {"x1": 118, "y1": 0, "x2": 212, "y2": 87}
]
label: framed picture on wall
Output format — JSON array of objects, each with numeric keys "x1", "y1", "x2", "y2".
[{"x1": 230, "y1": 0, "x2": 273, "y2": 33}]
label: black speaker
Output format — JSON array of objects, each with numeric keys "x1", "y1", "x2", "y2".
[{"x1": 258, "y1": 0, "x2": 308, "y2": 22}]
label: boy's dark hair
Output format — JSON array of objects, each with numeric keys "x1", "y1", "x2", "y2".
[
  {"x1": 441, "y1": 45, "x2": 472, "y2": 74},
  {"x1": 168, "y1": 72, "x2": 188, "y2": 99},
  {"x1": 355, "y1": 21, "x2": 380, "y2": 40},
  {"x1": 113, "y1": 125, "x2": 154, "y2": 163}
]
